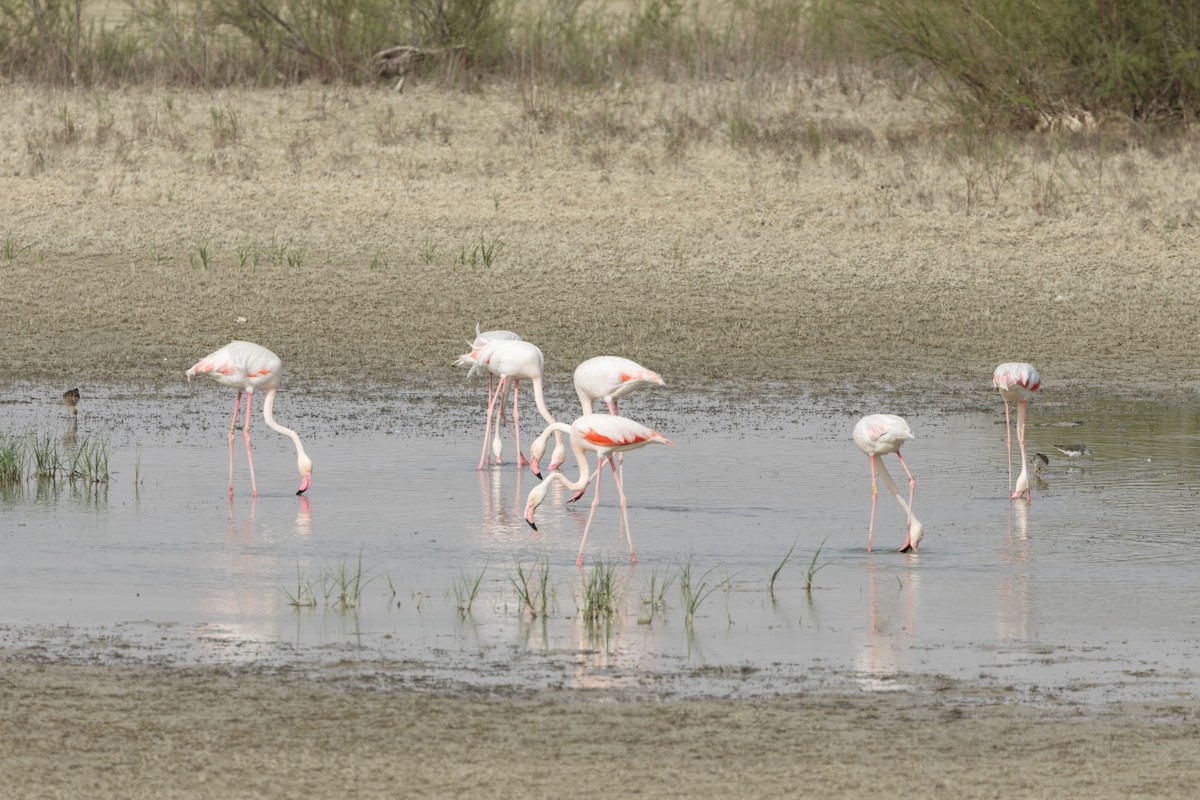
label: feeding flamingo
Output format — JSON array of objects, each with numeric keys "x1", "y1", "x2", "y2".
[
  {"x1": 186, "y1": 340, "x2": 313, "y2": 496},
  {"x1": 458, "y1": 326, "x2": 523, "y2": 464},
  {"x1": 454, "y1": 336, "x2": 563, "y2": 471},
  {"x1": 573, "y1": 356, "x2": 665, "y2": 416},
  {"x1": 524, "y1": 414, "x2": 671, "y2": 566},
  {"x1": 563, "y1": 355, "x2": 666, "y2": 489},
  {"x1": 852, "y1": 414, "x2": 923, "y2": 553},
  {"x1": 993, "y1": 362, "x2": 1040, "y2": 500}
]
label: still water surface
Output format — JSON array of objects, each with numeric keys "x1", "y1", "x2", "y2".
[{"x1": 2, "y1": 383, "x2": 1199, "y2": 703}]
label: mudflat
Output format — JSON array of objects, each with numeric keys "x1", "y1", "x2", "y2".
[
  {"x1": 2, "y1": 82, "x2": 1198, "y2": 402},
  {"x1": 3, "y1": 79, "x2": 1200, "y2": 797}
]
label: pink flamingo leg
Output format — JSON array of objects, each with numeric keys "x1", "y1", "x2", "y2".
[
  {"x1": 867, "y1": 454, "x2": 879, "y2": 552},
  {"x1": 607, "y1": 456, "x2": 637, "y2": 564},
  {"x1": 227, "y1": 390, "x2": 243, "y2": 497},
  {"x1": 1011, "y1": 400, "x2": 1032, "y2": 501},
  {"x1": 578, "y1": 463, "x2": 605, "y2": 567},
  {"x1": 478, "y1": 377, "x2": 506, "y2": 470},
  {"x1": 243, "y1": 390, "x2": 258, "y2": 497},
  {"x1": 568, "y1": 454, "x2": 610, "y2": 503},
  {"x1": 511, "y1": 379, "x2": 528, "y2": 468}
]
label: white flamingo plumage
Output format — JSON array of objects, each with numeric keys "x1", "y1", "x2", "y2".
[
  {"x1": 573, "y1": 356, "x2": 665, "y2": 416},
  {"x1": 186, "y1": 340, "x2": 313, "y2": 496},
  {"x1": 459, "y1": 326, "x2": 523, "y2": 464},
  {"x1": 524, "y1": 414, "x2": 671, "y2": 566},
  {"x1": 454, "y1": 336, "x2": 563, "y2": 471},
  {"x1": 852, "y1": 414, "x2": 923, "y2": 553},
  {"x1": 993, "y1": 362, "x2": 1041, "y2": 500}
]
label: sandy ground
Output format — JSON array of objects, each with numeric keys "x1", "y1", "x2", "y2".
[{"x1": 3, "y1": 78, "x2": 1200, "y2": 796}]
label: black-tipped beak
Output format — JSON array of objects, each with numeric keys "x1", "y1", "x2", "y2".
[
  {"x1": 296, "y1": 488, "x2": 306, "y2": 496},
  {"x1": 526, "y1": 520, "x2": 537, "y2": 531},
  {"x1": 533, "y1": 471, "x2": 542, "y2": 480}
]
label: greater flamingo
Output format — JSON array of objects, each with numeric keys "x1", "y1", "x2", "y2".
[
  {"x1": 852, "y1": 414, "x2": 923, "y2": 553},
  {"x1": 186, "y1": 340, "x2": 313, "y2": 496},
  {"x1": 524, "y1": 414, "x2": 671, "y2": 566},
  {"x1": 573, "y1": 356, "x2": 665, "y2": 416},
  {"x1": 561, "y1": 355, "x2": 666, "y2": 488},
  {"x1": 459, "y1": 326, "x2": 522, "y2": 464},
  {"x1": 454, "y1": 336, "x2": 563, "y2": 471},
  {"x1": 993, "y1": 362, "x2": 1040, "y2": 500},
  {"x1": 62, "y1": 388, "x2": 80, "y2": 416}
]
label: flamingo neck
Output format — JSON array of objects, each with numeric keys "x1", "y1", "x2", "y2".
[
  {"x1": 262, "y1": 389, "x2": 308, "y2": 461},
  {"x1": 875, "y1": 458, "x2": 916, "y2": 519},
  {"x1": 533, "y1": 422, "x2": 589, "y2": 492},
  {"x1": 528, "y1": 376, "x2": 556, "y2": 426}
]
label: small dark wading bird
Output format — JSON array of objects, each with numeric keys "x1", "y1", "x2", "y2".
[
  {"x1": 1032, "y1": 452, "x2": 1050, "y2": 477},
  {"x1": 63, "y1": 388, "x2": 80, "y2": 416},
  {"x1": 1053, "y1": 443, "x2": 1092, "y2": 460},
  {"x1": 186, "y1": 341, "x2": 313, "y2": 497}
]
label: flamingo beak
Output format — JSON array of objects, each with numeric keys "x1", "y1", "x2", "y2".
[{"x1": 297, "y1": 475, "x2": 311, "y2": 495}]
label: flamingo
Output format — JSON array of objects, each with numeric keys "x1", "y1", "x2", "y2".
[
  {"x1": 186, "y1": 340, "x2": 313, "y2": 496},
  {"x1": 454, "y1": 336, "x2": 563, "y2": 471},
  {"x1": 852, "y1": 414, "x2": 923, "y2": 553},
  {"x1": 562, "y1": 355, "x2": 666, "y2": 489},
  {"x1": 62, "y1": 388, "x2": 80, "y2": 416},
  {"x1": 524, "y1": 414, "x2": 672, "y2": 566},
  {"x1": 993, "y1": 362, "x2": 1041, "y2": 500},
  {"x1": 459, "y1": 326, "x2": 522, "y2": 464},
  {"x1": 573, "y1": 356, "x2": 665, "y2": 416}
]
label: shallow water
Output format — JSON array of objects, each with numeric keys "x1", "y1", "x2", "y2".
[{"x1": 2, "y1": 382, "x2": 1199, "y2": 704}]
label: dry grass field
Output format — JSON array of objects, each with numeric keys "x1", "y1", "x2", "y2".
[
  {"x1": 3, "y1": 74, "x2": 1200, "y2": 797},
  {"x1": 2, "y1": 78, "x2": 1198, "y2": 405}
]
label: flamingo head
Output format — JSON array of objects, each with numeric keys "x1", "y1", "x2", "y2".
[
  {"x1": 296, "y1": 454, "x2": 313, "y2": 495},
  {"x1": 902, "y1": 519, "x2": 925, "y2": 552},
  {"x1": 524, "y1": 479, "x2": 551, "y2": 530},
  {"x1": 528, "y1": 435, "x2": 547, "y2": 479},
  {"x1": 548, "y1": 437, "x2": 566, "y2": 473}
]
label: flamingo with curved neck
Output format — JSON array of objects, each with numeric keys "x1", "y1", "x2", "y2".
[
  {"x1": 455, "y1": 336, "x2": 564, "y2": 471},
  {"x1": 187, "y1": 340, "x2": 313, "y2": 496},
  {"x1": 993, "y1": 362, "x2": 1041, "y2": 500},
  {"x1": 524, "y1": 414, "x2": 671, "y2": 566}
]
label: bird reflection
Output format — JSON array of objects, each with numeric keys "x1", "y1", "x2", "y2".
[
  {"x1": 855, "y1": 560, "x2": 920, "y2": 690},
  {"x1": 996, "y1": 500, "x2": 1032, "y2": 642},
  {"x1": 296, "y1": 495, "x2": 312, "y2": 536},
  {"x1": 227, "y1": 496, "x2": 258, "y2": 539},
  {"x1": 478, "y1": 468, "x2": 531, "y2": 538}
]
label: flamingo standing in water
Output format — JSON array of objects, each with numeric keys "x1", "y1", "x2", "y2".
[
  {"x1": 524, "y1": 414, "x2": 671, "y2": 566},
  {"x1": 186, "y1": 340, "x2": 313, "y2": 496},
  {"x1": 455, "y1": 336, "x2": 563, "y2": 471},
  {"x1": 993, "y1": 362, "x2": 1040, "y2": 500},
  {"x1": 573, "y1": 356, "x2": 665, "y2": 416},
  {"x1": 557, "y1": 355, "x2": 666, "y2": 487},
  {"x1": 459, "y1": 326, "x2": 522, "y2": 464},
  {"x1": 852, "y1": 414, "x2": 923, "y2": 553}
]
